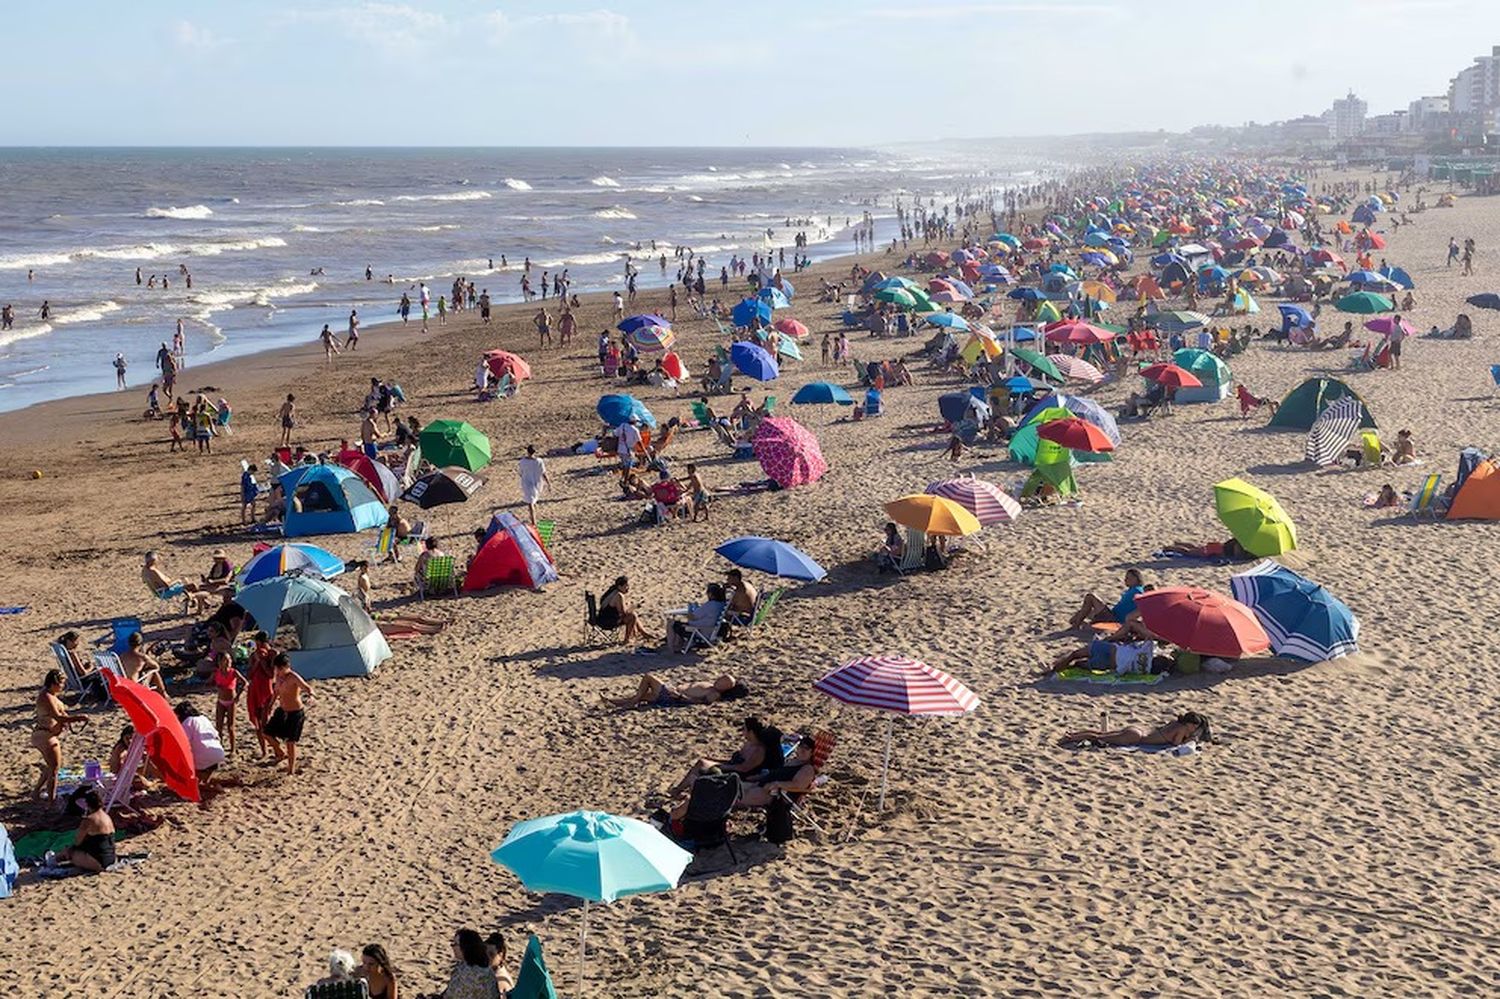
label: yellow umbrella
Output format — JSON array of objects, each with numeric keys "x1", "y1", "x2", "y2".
[{"x1": 884, "y1": 494, "x2": 982, "y2": 536}]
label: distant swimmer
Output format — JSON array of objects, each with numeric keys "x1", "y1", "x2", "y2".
[
  {"x1": 310, "y1": 267, "x2": 326, "y2": 276},
  {"x1": 39, "y1": 300, "x2": 50, "y2": 320},
  {"x1": 365, "y1": 264, "x2": 373, "y2": 281}
]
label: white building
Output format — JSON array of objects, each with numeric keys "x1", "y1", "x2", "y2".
[
  {"x1": 1406, "y1": 95, "x2": 1450, "y2": 133},
  {"x1": 1326, "y1": 92, "x2": 1368, "y2": 139},
  {"x1": 1448, "y1": 46, "x2": 1500, "y2": 120}
]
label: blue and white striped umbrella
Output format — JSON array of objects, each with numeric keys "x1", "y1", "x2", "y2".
[{"x1": 1229, "y1": 561, "x2": 1360, "y2": 662}]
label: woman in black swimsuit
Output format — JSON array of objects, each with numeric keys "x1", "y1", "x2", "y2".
[
  {"x1": 358, "y1": 943, "x2": 399, "y2": 999},
  {"x1": 598, "y1": 575, "x2": 653, "y2": 645},
  {"x1": 62, "y1": 788, "x2": 116, "y2": 873}
]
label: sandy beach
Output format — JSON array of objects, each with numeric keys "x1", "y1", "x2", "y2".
[{"x1": 2, "y1": 163, "x2": 1499, "y2": 999}]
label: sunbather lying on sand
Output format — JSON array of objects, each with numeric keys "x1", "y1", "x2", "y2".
[
  {"x1": 1060, "y1": 712, "x2": 1210, "y2": 748},
  {"x1": 1161, "y1": 538, "x2": 1249, "y2": 561},
  {"x1": 602, "y1": 673, "x2": 748, "y2": 709}
]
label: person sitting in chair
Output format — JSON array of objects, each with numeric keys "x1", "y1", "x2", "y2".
[
  {"x1": 663, "y1": 583, "x2": 728, "y2": 653},
  {"x1": 1066, "y1": 569, "x2": 1145, "y2": 631},
  {"x1": 649, "y1": 469, "x2": 684, "y2": 523},
  {"x1": 873, "y1": 521, "x2": 904, "y2": 571},
  {"x1": 142, "y1": 552, "x2": 211, "y2": 613},
  {"x1": 723, "y1": 568, "x2": 759, "y2": 626},
  {"x1": 596, "y1": 576, "x2": 654, "y2": 645},
  {"x1": 665, "y1": 715, "x2": 783, "y2": 797}
]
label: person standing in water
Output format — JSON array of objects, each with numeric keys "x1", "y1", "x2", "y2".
[{"x1": 113, "y1": 352, "x2": 128, "y2": 389}]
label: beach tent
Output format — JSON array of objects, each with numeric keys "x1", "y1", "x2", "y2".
[
  {"x1": 1447, "y1": 458, "x2": 1500, "y2": 520},
  {"x1": 1170, "y1": 348, "x2": 1232, "y2": 403},
  {"x1": 464, "y1": 512, "x2": 559, "y2": 592},
  {"x1": 283, "y1": 466, "x2": 388, "y2": 538},
  {"x1": 401, "y1": 466, "x2": 484, "y2": 508},
  {"x1": 236, "y1": 576, "x2": 391, "y2": 680},
  {"x1": 1269, "y1": 378, "x2": 1377, "y2": 430}
]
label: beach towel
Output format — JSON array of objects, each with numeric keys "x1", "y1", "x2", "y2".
[
  {"x1": 1053, "y1": 667, "x2": 1164, "y2": 685},
  {"x1": 12, "y1": 828, "x2": 136, "y2": 864},
  {"x1": 0, "y1": 606, "x2": 26, "y2": 615},
  {"x1": 1111, "y1": 741, "x2": 1200, "y2": 755},
  {"x1": 35, "y1": 854, "x2": 149, "y2": 879}
]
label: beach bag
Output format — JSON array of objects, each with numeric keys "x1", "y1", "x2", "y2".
[
  {"x1": 1113, "y1": 641, "x2": 1155, "y2": 674},
  {"x1": 764, "y1": 794, "x2": 795, "y2": 844}
]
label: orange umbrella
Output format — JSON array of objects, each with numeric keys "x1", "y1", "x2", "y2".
[
  {"x1": 106, "y1": 674, "x2": 200, "y2": 802},
  {"x1": 884, "y1": 494, "x2": 981, "y2": 536},
  {"x1": 773, "y1": 318, "x2": 808, "y2": 338}
]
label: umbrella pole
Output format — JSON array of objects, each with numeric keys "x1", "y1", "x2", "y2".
[
  {"x1": 878, "y1": 715, "x2": 894, "y2": 811},
  {"x1": 579, "y1": 898, "x2": 589, "y2": 995}
]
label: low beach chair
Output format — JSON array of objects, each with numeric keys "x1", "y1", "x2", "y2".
[
  {"x1": 303, "y1": 981, "x2": 369, "y2": 999},
  {"x1": 776, "y1": 729, "x2": 838, "y2": 835},
  {"x1": 677, "y1": 771, "x2": 742, "y2": 867},
  {"x1": 368, "y1": 527, "x2": 398, "y2": 562},
  {"x1": 682, "y1": 603, "x2": 731, "y2": 653},
  {"x1": 535, "y1": 519, "x2": 556, "y2": 548},
  {"x1": 690, "y1": 400, "x2": 713, "y2": 428},
  {"x1": 893, "y1": 529, "x2": 927, "y2": 575},
  {"x1": 1409, "y1": 473, "x2": 1442, "y2": 520},
  {"x1": 94, "y1": 617, "x2": 143, "y2": 655},
  {"x1": 743, "y1": 587, "x2": 785, "y2": 637},
  {"x1": 582, "y1": 592, "x2": 621, "y2": 645},
  {"x1": 417, "y1": 555, "x2": 459, "y2": 600}
]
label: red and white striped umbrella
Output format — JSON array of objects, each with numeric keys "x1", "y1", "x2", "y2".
[
  {"x1": 814, "y1": 655, "x2": 979, "y2": 716},
  {"x1": 814, "y1": 654, "x2": 979, "y2": 810},
  {"x1": 1051, "y1": 355, "x2": 1106, "y2": 383},
  {"x1": 926, "y1": 476, "x2": 1021, "y2": 526}
]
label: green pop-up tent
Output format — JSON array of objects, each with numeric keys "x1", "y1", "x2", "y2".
[{"x1": 1269, "y1": 377, "x2": 1377, "y2": 430}]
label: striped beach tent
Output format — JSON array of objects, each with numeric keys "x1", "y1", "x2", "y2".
[
  {"x1": 1230, "y1": 561, "x2": 1361, "y2": 662},
  {"x1": 926, "y1": 477, "x2": 1022, "y2": 526},
  {"x1": 813, "y1": 654, "x2": 980, "y2": 810},
  {"x1": 1304, "y1": 396, "x2": 1364, "y2": 466}
]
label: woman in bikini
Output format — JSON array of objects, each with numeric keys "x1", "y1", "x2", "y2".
[
  {"x1": 212, "y1": 650, "x2": 241, "y2": 757},
  {"x1": 666, "y1": 716, "x2": 784, "y2": 797},
  {"x1": 1060, "y1": 712, "x2": 1209, "y2": 748},
  {"x1": 32, "y1": 669, "x2": 90, "y2": 801},
  {"x1": 602, "y1": 672, "x2": 747, "y2": 709}
]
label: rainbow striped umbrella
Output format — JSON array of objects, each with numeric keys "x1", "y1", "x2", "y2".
[
  {"x1": 624, "y1": 324, "x2": 675, "y2": 353},
  {"x1": 813, "y1": 654, "x2": 979, "y2": 809},
  {"x1": 926, "y1": 477, "x2": 1021, "y2": 526}
]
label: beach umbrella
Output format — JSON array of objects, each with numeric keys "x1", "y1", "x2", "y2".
[
  {"x1": 1278, "y1": 303, "x2": 1313, "y2": 329},
  {"x1": 1019, "y1": 393, "x2": 1121, "y2": 447},
  {"x1": 660, "y1": 352, "x2": 688, "y2": 381},
  {"x1": 926, "y1": 312, "x2": 969, "y2": 330},
  {"x1": 1139, "y1": 362, "x2": 1203, "y2": 389},
  {"x1": 1051, "y1": 355, "x2": 1105, "y2": 384},
  {"x1": 1004, "y1": 375, "x2": 1047, "y2": 393},
  {"x1": 1007, "y1": 288, "x2": 1046, "y2": 301},
  {"x1": 813, "y1": 654, "x2": 979, "y2": 810},
  {"x1": 104, "y1": 674, "x2": 199, "y2": 803},
  {"x1": 1335, "y1": 291, "x2": 1393, "y2": 314},
  {"x1": 1304, "y1": 396, "x2": 1364, "y2": 467},
  {"x1": 1229, "y1": 561, "x2": 1361, "y2": 662},
  {"x1": 714, "y1": 536, "x2": 826, "y2": 581},
  {"x1": 926, "y1": 477, "x2": 1021, "y2": 526},
  {"x1": 874, "y1": 276, "x2": 918, "y2": 291},
  {"x1": 491, "y1": 810, "x2": 691, "y2": 993},
  {"x1": 730, "y1": 342, "x2": 779, "y2": 381},
  {"x1": 1037, "y1": 417, "x2": 1114, "y2": 453},
  {"x1": 730, "y1": 297, "x2": 772, "y2": 327},
  {"x1": 236, "y1": 544, "x2": 344, "y2": 587},
  {"x1": 752, "y1": 417, "x2": 826, "y2": 488},
  {"x1": 1010, "y1": 347, "x2": 1063, "y2": 383},
  {"x1": 336, "y1": 451, "x2": 401, "y2": 503},
  {"x1": 1379, "y1": 266, "x2": 1414, "y2": 289},
  {"x1": 418, "y1": 419, "x2": 491, "y2": 472},
  {"x1": 1466, "y1": 292, "x2": 1500, "y2": 311},
  {"x1": 1133, "y1": 587, "x2": 1270, "y2": 658},
  {"x1": 773, "y1": 337, "x2": 803, "y2": 362},
  {"x1": 906, "y1": 288, "x2": 937, "y2": 312},
  {"x1": 1043, "y1": 320, "x2": 1115, "y2": 345},
  {"x1": 772, "y1": 318, "x2": 808, "y2": 338},
  {"x1": 1009, "y1": 326, "x2": 1038, "y2": 342},
  {"x1": 791, "y1": 382, "x2": 853, "y2": 406},
  {"x1": 1078, "y1": 280, "x2": 1117, "y2": 302},
  {"x1": 884, "y1": 494, "x2": 982, "y2": 536},
  {"x1": 401, "y1": 466, "x2": 484, "y2": 508},
  {"x1": 624, "y1": 325, "x2": 675, "y2": 353},
  {"x1": 616, "y1": 314, "x2": 670, "y2": 334},
  {"x1": 596, "y1": 394, "x2": 656, "y2": 429},
  {"x1": 1214, "y1": 477, "x2": 1297, "y2": 556},
  {"x1": 484, "y1": 349, "x2": 534, "y2": 382},
  {"x1": 1149, "y1": 309, "x2": 1210, "y2": 330},
  {"x1": 874, "y1": 287, "x2": 918, "y2": 308},
  {"x1": 1363, "y1": 316, "x2": 1416, "y2": 337}
]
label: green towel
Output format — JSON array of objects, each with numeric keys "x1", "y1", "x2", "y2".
[
  {"x1": 1054, "y1": 667, "x2": 1164, "y2": 686},
  {"x1": 13, "y1": 828, "x2": 130, "y2": 863}
]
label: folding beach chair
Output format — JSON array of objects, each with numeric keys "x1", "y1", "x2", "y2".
[
  {"x1": 535, "y1": 520, "x2": 556, "y2": 548},
  {"x1": 417, "y1": 554, "x2": 459, "y2": 600},
  {"x1": 776, "y1": 730, "x2": 837, "y2": 836},
  {"x1": 682, "y1": 603, "x2": 731, "y2": 653},
  {"x1": 582, "y1": 592, "x2": 621, "y2": 646},
  {"x1": 94, "y1": 617, "x2": 143, "y2": 655},
  {"x1": 51, "y1": 642, "x2": 88, "y2": 696},
  {"x1": 894, "y1": 529, "x2": 927, "y2": 575},
  {"x1": 1409, "y1": 473, "x2": 1442, "y2": 520},
  {"x1": 744, "y1": 586, "x2": 785, "y2": 637},
  {"x1": 676, "y1": 772, "x2": 742, "y2": 867},
  {"x1": 690, "y1": 400, "x2": 713, "y2": 428},
  {"x1": 303, "y1": 981, "x2": 368, "y2": 999}
]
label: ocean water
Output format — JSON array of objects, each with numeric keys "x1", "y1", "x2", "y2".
[{"x1": 0, "y1": 146, "x2": 1044, "y2": 411}]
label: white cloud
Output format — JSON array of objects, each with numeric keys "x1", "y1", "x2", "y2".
[
  {"x1": 484, "y1": 8, "x2": 633, "y2": 49},
  {"x1": 283, "y1": 3, "x2": 456, "y2": 55},
  {"x1": 866, "y1": 2, "x2": 1120, "y2": 17},
  {"x1": 172, "y1": 19, "x2": 223, "y2": 51}
]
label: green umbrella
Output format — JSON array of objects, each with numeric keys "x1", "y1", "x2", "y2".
[
  {"x1": 874, "y1": 287, "x2": 917, "y2": 308},
  {"x1": 907, "y1": 289, "x2": 937, "y2": 313},
  {"x1": 1152, "y1": 309, "x2": 1210, "y2": 329},
  {"x1": 1008, "y1": 405, "x2": 1074, "y2": 465},
  {"x1": 419, "y1": 419, "x2": 492, "y2": 471},
  {"x1": 1010, "y1": 347, "x2": 1063, "y2": 383},
  {"x1": 1214, "y1": 477, "x2": 1298, "y2": 557},
  {"x1": 1335, "y1": 291, "x2": 1394, "y2": 314},
  {"x1": 1171, "y1": 347, "x2": 1231, "y2": 384}
]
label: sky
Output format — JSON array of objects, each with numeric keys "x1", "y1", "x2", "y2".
[{"x1": 12, "y1": 0, "x2": 1500, "y2": 146}]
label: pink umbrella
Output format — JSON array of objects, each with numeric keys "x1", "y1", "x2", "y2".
[
  {"x1": 772, "y1": 318, "x2": 808, "y2": 338},
  {"x1": 813, "y1": 654, "x2": 980, "y2": 809},
  {"x1": 926, "y1": 476, "x2": 1021, "y2": 525},
  {"x1": 1051, "y1": 355, "x2": 1106, "y2": 383},
  {"x1": 752, "y1": 417, "x2": 827, "y2": 488},
  {"x1": 1364, "y1": 316, "x2": 1416, "y2": 337},
  {"x1": 930, "y1": 289, "x2": 968, "y2": 304},
  {"x1": 1043, "y1": 320, "x2": 1116, "y2": 345}
]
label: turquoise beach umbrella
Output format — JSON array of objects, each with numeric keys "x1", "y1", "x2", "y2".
[{"x1": 492, "y1": 810, "x2": 691, "y2": 993}]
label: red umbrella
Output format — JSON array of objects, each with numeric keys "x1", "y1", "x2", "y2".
[
  {"x1": 1362, "y1": 232, "x2": 1387, "y2": 250},
  {"x1": 1232, "y1": 236, "x2": 1261, "y2": 251},
  {"x1": 485, "y1": 350, "x2": 533, "y2": 381},
  {"x1": 660, "y1": 351, "x2": 688, "y2": 381},
  {"x1": 1037, "y1": 417, "x2": 1115, "y2": 453},
  {"x1": 1139, "y1": 362, "x2": 1203, "y2": 389},
  {"x1": 1135, "y1": 587, "x2": 1270, "y2": 657},
  {"x1": 105, "y1": 674, "x2": 199, "y2": 802},
  {"x1": 752, "y1": 417, "x2": 827, "y2": 488},
  {"x1": 337, "y1": 451, "x2": 400, "y2": 502},
  {"x1": 772, "y1": 318, "x2": 808, "y2": 338},
  {"x1": 1043, "y1": 320, "x2": 1115, "y2": 345}
]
